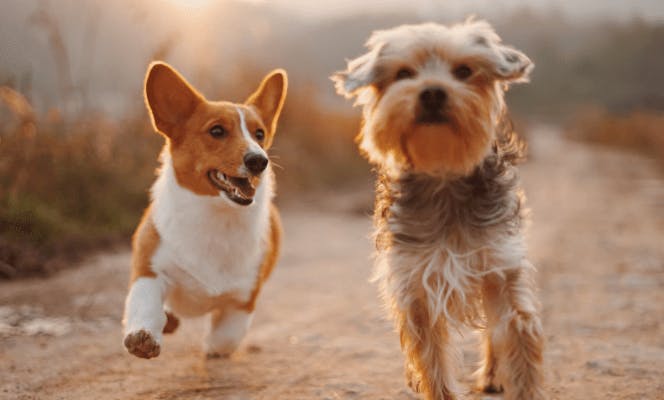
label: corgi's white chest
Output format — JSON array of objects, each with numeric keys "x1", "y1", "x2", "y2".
[
  {"x1": 149, "y1": 153, "x2": 271, "y2": 300},
  {"x1": 151, "y1": 209, "x2": 266, "y2": 299}
]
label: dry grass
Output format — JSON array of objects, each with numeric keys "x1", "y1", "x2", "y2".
[
  {"x1": 567, "y1": 106, "x2": 664, "y2": 165},
  {"x1": 0, "y1": 87, "x2": 162, "y2": 278},
  {"x1": 274, "y1": 85, "x2": 367, "y2": 195},
  {"x1": 0, "y1": 85, "x2": 366, "y2": 279}
]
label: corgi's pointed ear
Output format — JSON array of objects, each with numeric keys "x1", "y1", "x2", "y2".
[
  {"x1": 144, "y1": 61, "x2": 203, "y2": 137},
  {"x1": 246, "y1": 69, "x2": 288, "y2": 134}
]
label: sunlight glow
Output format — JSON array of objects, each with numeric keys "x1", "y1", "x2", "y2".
[{"x1": 166, "y1": 0, "x2": 215, "y2": 10}]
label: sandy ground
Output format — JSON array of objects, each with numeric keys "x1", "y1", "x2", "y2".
[{"x1": 1, "y1": 127, "x2": 663, "y2": 400}]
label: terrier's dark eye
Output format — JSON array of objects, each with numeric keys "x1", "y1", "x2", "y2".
[
  {"x1": 209, "y1": 125, "x2": 226, "y2": 138},
  {"x1": 255, "y1": 129, "x2": 265, "y2": 141},
  {"x1": 453, "y1": 65, "x2": 473, "y2": 80},
  {"x1": 395, "y1": 68, "x2": 415, "y2": 81}
]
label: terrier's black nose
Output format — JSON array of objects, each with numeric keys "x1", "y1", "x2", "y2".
[
  {"x1": 419, "y1": 87, "x2": 447, "y2": 109},
  {"x1": 244, "y1": 153, "x2": 268, "y2": 175}
]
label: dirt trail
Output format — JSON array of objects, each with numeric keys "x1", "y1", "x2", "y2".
[{"x1": 1, "y1": 127, "x2": 663, "y2": 400}]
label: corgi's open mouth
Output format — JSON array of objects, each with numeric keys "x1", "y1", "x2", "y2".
[{"x1": 207, "y1": 170, "x2": 257, "y2": 206}]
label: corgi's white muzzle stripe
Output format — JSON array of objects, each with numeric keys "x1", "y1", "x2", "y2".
[{"x1": 235, "y1": 106, "x2": 267, "y2": 176}]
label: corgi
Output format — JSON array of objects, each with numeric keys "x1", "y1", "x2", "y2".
[{"x1": 122, "y1": 62, "x2": 287, "y2": 359}]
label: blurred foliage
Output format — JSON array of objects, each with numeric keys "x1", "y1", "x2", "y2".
[
  {"x1": 0, "y1": 93, "x2": 162, "y2": 277},
  {"x1": 568, "y1": 107, "x2": 664, "y2": 165},
  {"x1": 276, "y1": 85, "x2": 366, "y2": 194},
  {"x1": 503, "y1": 14, "x2": 664, "y2": 117},
  {"x1": 1, "y1": 7, "x2": 663, "y2": 278},
  {"x1": 0, "y1": 81, "x2": 367, "y2": 278}
]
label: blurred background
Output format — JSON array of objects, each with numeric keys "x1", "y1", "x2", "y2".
[{"x1": 1, "y1": 0, "x2": 663, "y2": 278}]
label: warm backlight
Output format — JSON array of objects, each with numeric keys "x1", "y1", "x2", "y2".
[{"x1": 166, "y1": 0, "x2": 215, "y2": 10}]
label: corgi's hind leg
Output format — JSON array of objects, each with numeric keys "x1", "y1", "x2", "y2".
[
  {"x1": 163, "y1": 309, "x2": 180, "y2": 334},
  {"x1": 202, "y1": 205, "x2": 280, "y2": 359},
  {"x1": 204, "y1": 306, "x2": 253, "y2": 358}
]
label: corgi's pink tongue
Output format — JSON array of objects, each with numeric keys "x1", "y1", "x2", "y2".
[{"x1": 229, "y1": 177, "x2": 256, "y2": 198}]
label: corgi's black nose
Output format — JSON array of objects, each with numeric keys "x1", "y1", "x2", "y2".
[{"x1": 244, "y1": 153, "x2": 268, "y2": 175}]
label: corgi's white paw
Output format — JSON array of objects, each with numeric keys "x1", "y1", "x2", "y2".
[{"x1": 124, "y1": 329, "x2": 161, "y2": 359}]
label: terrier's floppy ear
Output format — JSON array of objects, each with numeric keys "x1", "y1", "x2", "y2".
[
  {"x1": 462, "y1": 19, "x2": 533, "y2": 83},
  {"x1": 331, "y1": 41, "x2": 384, "y2": 99},
  {"x1": 246, "y1": 69, "x2": 288, "y2": 134},
  {"x1": 491, "y1": 45, "x2": 533, "y2": 83},
  {"x1": 144, "y1": 61, "x2": 204, "y2": 137}
]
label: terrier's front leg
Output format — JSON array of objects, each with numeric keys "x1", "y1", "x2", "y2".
[
  {"x1": 397, "y1": 298, "x2": 459, "y2": 400},
  {"x1": 483, "y1": 267, "x2": 545, "y2": 400},
  {"x1": 477, "y1": 279, "x2": 503, "y2": 394},
  {"x1": 123, "y1": 277, "x2": 167, "y2": 359}
]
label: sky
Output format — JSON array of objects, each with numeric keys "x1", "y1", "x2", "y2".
[
  {"x1": 160, "y1": 0, "x2": 664, "y2": 21},
  {"x1": 257, "y1": 0, "x2": 664, "y2": 21},
  {"x1": 1, "y1": 0, "x2": 663, "y2": 116}
]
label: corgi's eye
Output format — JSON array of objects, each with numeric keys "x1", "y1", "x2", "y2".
[
  {"x1": 255, "y1": 129, "x2": 265, "y2": 141},
  {"x1": 395, "y1": 68, "x2": 415, "y2": 80},
  {"x1": 209, "y1": 125, "x2": 227, "y2": 138},
  {"x1": 453, "y1": 64, "x2": 473, "y2": 81}
]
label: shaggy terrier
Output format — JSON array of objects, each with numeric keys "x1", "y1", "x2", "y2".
[{"x1": 332, "y1": 19, "x2": 545, "y2": 400}]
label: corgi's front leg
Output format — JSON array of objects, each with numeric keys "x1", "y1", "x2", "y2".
[
  {"x1": 123, "y1": 276, "x2": 167, "y2": 359},
  {"x1": 123, "y1": 212, "x2": 167, "y2": 359}
]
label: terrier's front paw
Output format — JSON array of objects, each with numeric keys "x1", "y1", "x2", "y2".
[
  {"x1": 405, "y1": 363, "x2": 423, "y2": 393},
  {"x1": 481, "y1": 383, "x2": 503, "y2": 394},
  {"x1": 124, "y1": 329, "x2": 161, "y2": 359}
]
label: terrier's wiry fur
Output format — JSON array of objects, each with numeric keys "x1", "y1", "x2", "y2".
[{"x1": 332, "y1": 20, "x2": 544, "y2": 400}]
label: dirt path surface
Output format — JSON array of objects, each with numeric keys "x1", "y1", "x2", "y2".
[{"x1": 1, "y1": 127, "x2": 663, "y2": 400}]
